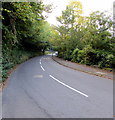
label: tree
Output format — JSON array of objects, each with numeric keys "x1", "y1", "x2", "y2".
[
  {"x1": 81, "y1": 11, "x2": 113, "y2": 50},
  {"x1": 51, "y1": 2, "x2": 114, "y2": 69},
  {"x1": 2, "y1": 1, "x2": 53, "y2": 81},
  {"x1": 55, "y1": 0, "x2": 83, "y2": 59}
]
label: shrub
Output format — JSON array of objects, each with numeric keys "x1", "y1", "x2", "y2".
[
  {"x1": 63, "y1": 50, "x2": 73, "y2": 61},
  {"x1": 71, "y1": 48, "x2": 79, "y2": 62},
  {"x1": 58, "y1": 51, "x2": 64, "y2": 58},
  {"x1": 71, "y1": 45, "x2": 115, "y2": 69},
  {"x1": 2, "y1": 46, "x2": 41, "y2": 82}
]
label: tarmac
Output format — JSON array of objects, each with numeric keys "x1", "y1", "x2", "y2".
[{"x1": 52, "y1": 56, "x2": 114, "y2": 80}]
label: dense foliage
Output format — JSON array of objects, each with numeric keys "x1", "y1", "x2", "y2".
[
  {"x1": 1, "y1": 1, "x2": 115, "y2": 83},
  {"x1": 49, "y1": 0, "x2": 115, "y2": 70},
  {"x1": 2, "y1": 2, "x2": 51, "y2": 82}
]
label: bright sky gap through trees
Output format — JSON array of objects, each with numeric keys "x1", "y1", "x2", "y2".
[{"x1": 43, "y1": 0, "x2": 115, "y2": 25}]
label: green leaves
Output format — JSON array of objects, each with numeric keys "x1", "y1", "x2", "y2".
[
  {"x1": 57, "y1": 0, "x2": 82, "y2": 27},
  {"x1": 2, "y1": 1, "x2": 53, "y2": 82},
  {"x1": 51, "y1": 1, "x2": 114, "y2": 70}
]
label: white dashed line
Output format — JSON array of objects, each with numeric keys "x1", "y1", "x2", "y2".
[
  {"x1": 40, "y1": 58, "x2": 45, "y2": 71},
  {"x1": 41, "y1": 65, "x2": 45, "y2": 71},
  {"x1": 49, "y1": 75, "x2": 88, "y2": 98}
]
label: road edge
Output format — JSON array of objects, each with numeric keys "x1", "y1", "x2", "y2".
[
  {"x1": 0, "y1": 55, "x2": 44, "y2": 92},
  {"x1": 52, "y1": 56, "x2": 113, "y2": 80}
]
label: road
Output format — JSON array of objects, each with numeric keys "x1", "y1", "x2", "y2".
[{"x1": 2, "y1": 55, "x2": 113, "y2": 118}]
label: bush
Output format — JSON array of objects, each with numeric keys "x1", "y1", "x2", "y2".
[
  {"x1": 63, "y1": 50, "x2": 73, "y2": 61},
  {"x1": 105, "y1": 54, "x2": 115, "y2": 68},
  {"x1": 58, "y1": 51, "x2": 64, "y2": 58},
  {"x1": 95, "y1": 50, "x2": 114, "y2": 68},
  {"x1": 71, "y1": 48, "x2": 79, "y2": 62},
  {"x1": 71, "y1": 45, "x2": 115, "y2": 69},
  {"x1": 72, "y1": 45, "x2": 96, "y2": 65},
  {"x1": 2, "y1": 46, "x2": 41, "y2": 82},
  {"x1": 77, "y1": 50, "x2": 85, "y2": 63}
]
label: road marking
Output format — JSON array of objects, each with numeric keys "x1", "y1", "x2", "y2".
[
  {"x1": 34, "y1": 75, "x2": 43, "y2": 78},
  {"x1": 96, "y1": 72, "x2": 106, "y2": 75},
  {"x1": 40, "y1": 58, "x2": 42, "y2": 63},
  {"x1": 40, "y1": 58, "x2": 45, "y2": 71},
  {"x1": 49, "y1": 75, "x2": 88, "y2": 98},
  {"x1": 41, "y1": 65, "x2": 45, "y2": 71}
]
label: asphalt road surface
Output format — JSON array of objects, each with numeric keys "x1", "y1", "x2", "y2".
[{"x1": 2, "y1": 55, "x2": 113, "y2": 118}]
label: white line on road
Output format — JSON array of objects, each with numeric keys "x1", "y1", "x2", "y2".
[
  {"x1": 41, "y1": 65, "x2": 45, "y2": 71},
  {"x1": 40, "y1": 58, "x2": 45, "y2": 71},
  {"x1": 40, "y1": 58, "x2": 42, "y2": 63},
  {"x1": 49, "y1": 75, "x2": 88, "y2": 98}
]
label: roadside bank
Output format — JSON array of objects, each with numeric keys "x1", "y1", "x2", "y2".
[{"x1": 52, "y1": 56, "x2": 113, "y2": 80}]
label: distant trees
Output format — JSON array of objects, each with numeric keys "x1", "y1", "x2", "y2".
[{"x1": 49, "y1": 0, "x2": 115, "y2": 69}]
